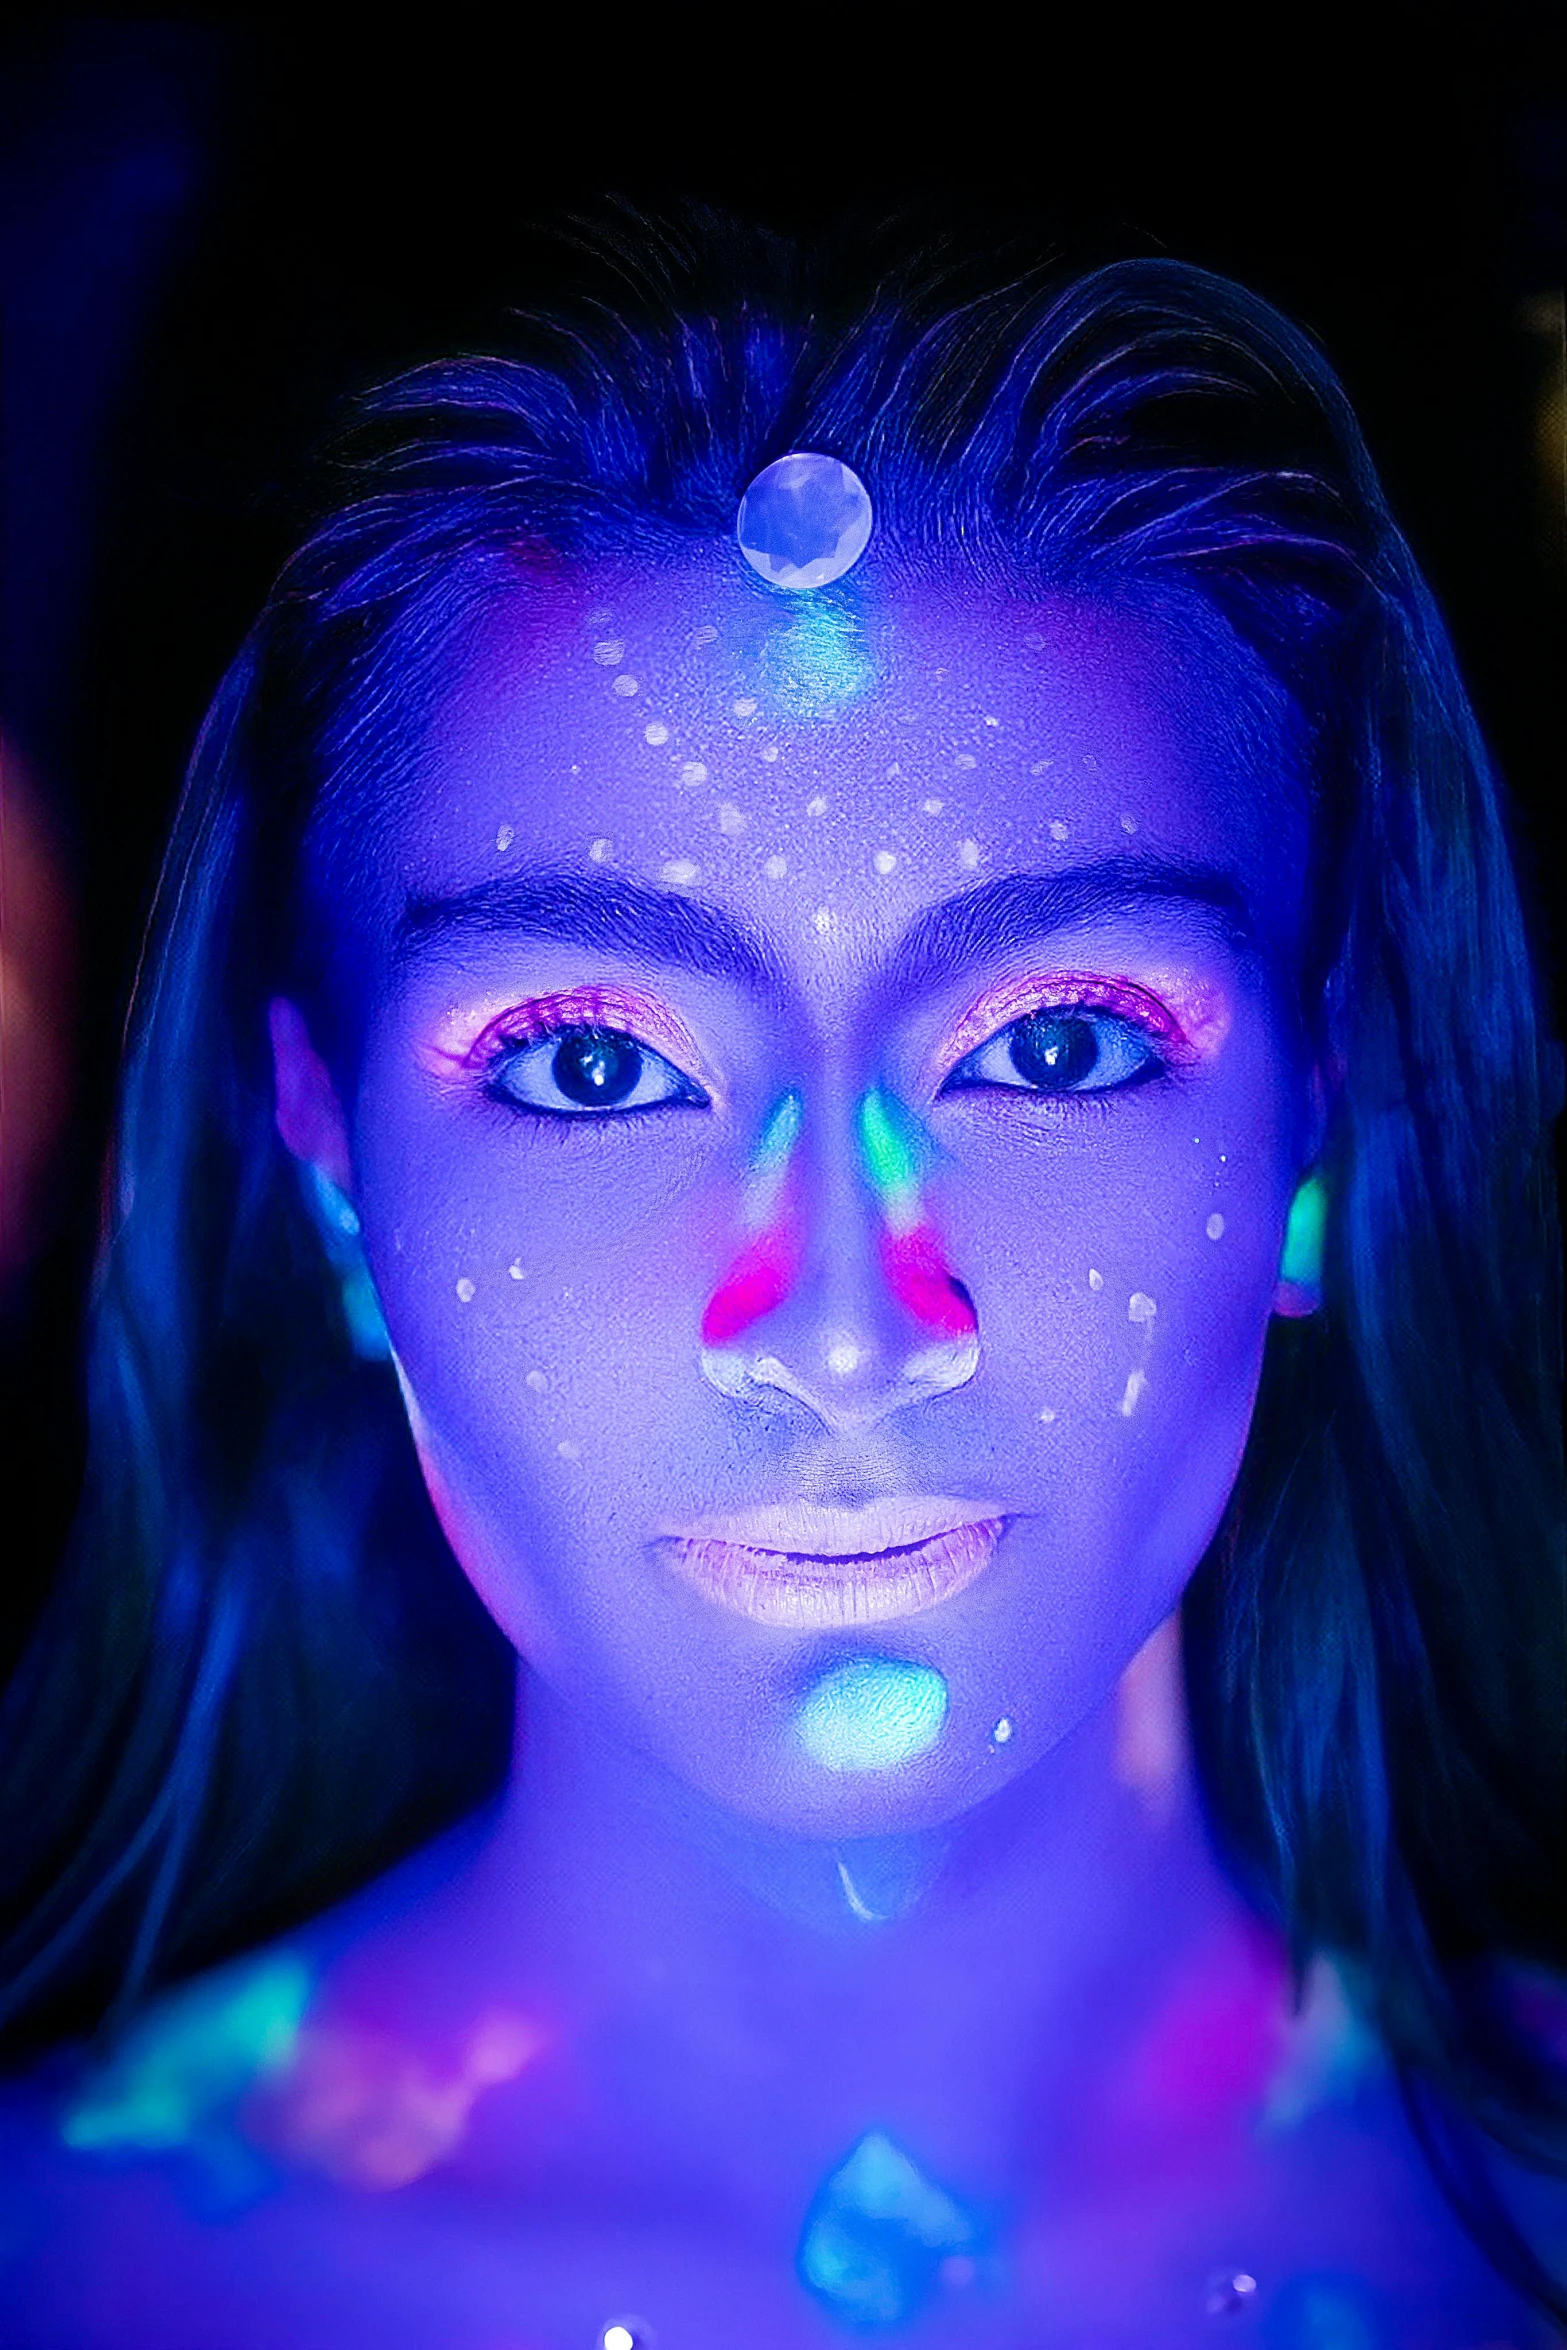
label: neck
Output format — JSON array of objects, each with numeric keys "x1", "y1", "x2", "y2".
[{"x1": 439, "y1": 1628, "x2": 1258, "y2": 2205}]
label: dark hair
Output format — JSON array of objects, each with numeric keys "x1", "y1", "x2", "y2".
[{"x1": 2, "y1": 214, "x2": 1562, "y2": 2308}]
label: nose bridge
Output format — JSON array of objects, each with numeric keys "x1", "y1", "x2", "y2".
[{"x1": 700, "y1": 1084, "x2": 979, "y2": 1433}]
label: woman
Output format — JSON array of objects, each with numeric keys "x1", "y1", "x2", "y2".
[{"x1": 0, "y1": 221, "x2": 1562, "y2": 2344}]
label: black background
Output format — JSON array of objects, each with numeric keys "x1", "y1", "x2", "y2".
[{"x1": 2, "y1": 11, "x2": 1562, "y2": 1666}]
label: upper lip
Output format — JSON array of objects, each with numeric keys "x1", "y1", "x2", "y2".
[{"x1": 653, "y1": 1496, "x2": 1005, "y2": 1558}]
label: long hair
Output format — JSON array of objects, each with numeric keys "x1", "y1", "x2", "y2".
[{"x1": 3, "y1": 214, "x2": 1562, "y2": 2305}]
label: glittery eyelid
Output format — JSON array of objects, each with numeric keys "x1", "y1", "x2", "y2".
[
  {"x1": 929, "y1": 972, "x2": 1194, "y2": 1091},
  {"x1": 430, "y1": 986, "x2": 720, "y2": 1101}
]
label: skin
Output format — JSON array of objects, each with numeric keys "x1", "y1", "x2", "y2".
[{"x1": 3, "y1": 564, "x2": 1544, "y2": 2345}]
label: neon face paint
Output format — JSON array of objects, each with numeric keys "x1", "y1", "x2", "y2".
[
  {"x1": 857, "y1": 1089, "x2": 978, "y2": 1341},
  {"x1": 795, "y1": 1657, "x2": 950, "y2": 1771},
  {"x1": 701, "y1": 1090, "x2": 804, "y2": 1346}
]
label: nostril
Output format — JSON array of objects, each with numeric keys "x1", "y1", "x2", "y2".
[{"x1": 879, "y1": 1226, "x2": 978, "y2": 1340}]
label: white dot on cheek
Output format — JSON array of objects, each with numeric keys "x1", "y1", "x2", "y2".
[
  {"x1": 455, "y1": 1277, "x2": 476, "y2": 1303},
  {"x1": 718, "y1": 804, "x2": 747, "y2": 836},
  {"x1": 526, "y1": 1369, "x2": 548, "y2": 1393},
  {"x1": 1119, "y1": 1368, "x2": 1148, "y2": 1417},
  {"x1": 813, "y1": 908, "x2": 834, "y2": 936},
  {"x1": 958, "y1": 839, "x2": 981, "y2": 870},
  {"x1": 592, "y1": 639, "x2": 624, "y2": 666},
  {"x1": 661, "y1": 859, "x2": 702, "y2": 886},
  {"x1": 1206, "y1": 1213, "x2": 1226, "y2": 1240},
  {"x1": 1088, "y1": 1268, "x2": 1104, "y2": 1292},
  {"x1": 1049, "y1": 819, "x2": 1069, "y2": 842},
  {"x1": 495, "y1": 823, "x2": 514, "y2": 852},
  {"x1": 764, "y1": 855, "x2": 788, "y2": 880},
  {"x1": 556, "y1": 1439, "x2": 582, "y2": 1461},
  {"x1": 922, "y1": 797, "x2": 944, "y2": 814},
  {"x1": 806, "y1": 795, "x2": 828, "y2": 817},
  {"x1": 588, "y1": 839, "x2": 612, "y2": 863},
  {"x1": 644, "y1": 721, "x2": 669, "y2": 746},
  {"x1": 612, "y1": 675, "x2": 639, "y2": 697},
  {"x1": 679, "y1": 762, "x2": 708, "y2": 788},
  {"x1": 1038, "y1": 1404, "x2": 1057, "y2": 1424},
  {"x1": 509, "y1": 1260, "x2": 527, "y2": 1280},
  {"x1": 873, "y1": 849, "x2": 897, "y2": 875},
  {"x1": 1128, "y1": 1291, "x2": 1157, "y2": 1324}
]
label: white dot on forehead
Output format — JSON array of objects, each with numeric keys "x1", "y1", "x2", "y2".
[
  {"x1": 813, "y1": 907, "x2": 834, "y2": 935},
  {"x1": 644, "y1": 721, "x2": 669, "y2": 746},
  {"x1": 1206, "y1": 1212, "x2": 1226, "y2": 1240},
  {"x1": 456, "y1": 1277, "x2": 476, "y2": 1303},
  {"x1": 1088, "y1": 1268, "x2": 1104, "y2": 1291},
  {"x1": 612, "y1": 674, "x2": 639, "y2": 697},
  {"x1": 557, "y1": 1439, "x2": 582, "y2": 1461},
  {"x1": 806, "y1": 795, "x2": 828, "y2": 817},
  {"x1": 592, "y1": 639, "x2": 624, "y2": 665},
  {"x1": 1031, "y1": 759, "x2": 1053, "y2": 774},
  {"x1": 922, "y1": 797, "x2": 944, "y2": 814},
  {"x1": 764, "y1": 854, "x2": 788, "y2": 880},
  {"x1": 958, "y1": 839, "x2": 981, "y2": 870},
  {"x1": 732, "y1": 697, "x2": 758, "y2": 719},
  {"x1": 589, "y1": 838, "x2": 612, "y2": 863},
  {"x1": 661, "y1": 858, "x2": 701, "y2": 886},
  {"x1": 526, "y1": 1368, "x2": 548, "y2": 1392},
  {"x1": 689, "y1": 625, "x2": 719, "y2": 649},
  {"x1": 717, "y1": 804, "x2": 747, "y2": 835},
  {"x1": 760, "y1": 745, "x2": 780, "y2": 763},
  {"x1": 1049, "y1": 820, "x2": 1069, "y2": 842},
  {"x1": 1120, "y1": 812, "x2": 1138, "y2": 833},
  {"x1": 679, "y1": 762, "x2": 708, "y2": 787},
  {"x1": 1128, "y1": 1291, "x2": 1157, "y2": 1323},
  {"x1": 873, "y1": 849, "x2": 897, "y2": 876},
  {"x1": 1119, "y1": 1368, "x2": 1148, "y2": 1417},
  {"x1": 954, "y1": 753, "x2": 976, "y2": 770},
  {"x1": 495, "y1": 823, "x2": 514, "y2": 851}
]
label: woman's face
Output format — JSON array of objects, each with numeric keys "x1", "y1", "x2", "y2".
[{"x1": 291, "y1": 564, "x2": 1315, "y2": 1838}]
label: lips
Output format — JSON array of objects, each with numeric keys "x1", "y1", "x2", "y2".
[{"x1": 654, "y1": 1497, "x2": 1006, "y2": 1628}]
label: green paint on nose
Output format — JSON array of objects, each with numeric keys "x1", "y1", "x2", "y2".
[
  {"x1": 796, "y1": 1658, "x2": 949, "y2": 1772},
  {"x1": 857, "y1": 1088, "x2": 923, "y2": 1202}
]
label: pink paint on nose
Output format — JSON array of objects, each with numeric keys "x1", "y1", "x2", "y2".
[
  {"x1": 879, "y1": 1224, "x2": 977, "y2": 1338},
  {"x1": 701, "y1": 1225, "x2": 801, "y2": 1346}
]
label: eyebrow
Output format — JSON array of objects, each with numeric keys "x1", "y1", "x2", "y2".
[
  {"x1": 885, "y1": 855, "x2": 1259, "y2": 998},
  {"x1": 397, "y1": 869, "x2": 789, "y2": 997}
]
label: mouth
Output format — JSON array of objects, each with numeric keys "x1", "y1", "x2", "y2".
[{"x1": 653, "y1": 1497, "x2": 1007, "y2": 1628}]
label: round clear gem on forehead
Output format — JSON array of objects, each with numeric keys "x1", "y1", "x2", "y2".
[{"x1": 735, "y1": 453, "x2": 873, "y2": 592}]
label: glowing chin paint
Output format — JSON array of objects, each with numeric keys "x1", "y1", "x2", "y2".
[
  {"x1": 702, "y1": 1089, "x2": 804, "y2": 1346},
  {"x1": 857, "y1": 1090, "x2": 977, "y2": 1340},
  {"x1": 796, "y1": 1658, "x2": 949, "y2": 1771}
]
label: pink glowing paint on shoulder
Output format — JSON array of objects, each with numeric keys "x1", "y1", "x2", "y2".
[{"x1": 700, "y1": 1090, "x2": 805, "y2": 1345}]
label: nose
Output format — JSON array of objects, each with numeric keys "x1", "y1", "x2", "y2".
[{"x1": 700, "y1": 1089, "x2": 979, "y2": 1435}]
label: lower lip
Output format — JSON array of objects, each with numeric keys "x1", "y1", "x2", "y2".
[{"x1": 657, "y1": 1518, "x2": 1005, "y2": 1629}]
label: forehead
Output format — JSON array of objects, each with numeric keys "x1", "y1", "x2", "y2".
[{"x1": 378, "y1": 561, "x2": 1306, "y2": 968}]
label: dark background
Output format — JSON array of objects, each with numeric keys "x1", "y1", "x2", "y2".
[{"x1": 2, "y1": 13, "x2": 1563, "y2": 1670}]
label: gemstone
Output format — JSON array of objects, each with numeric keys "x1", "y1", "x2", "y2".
[
  {"x1": 736, "y1": 453, "x2": 873, "y2": 591},
  {"x1": 797, "y1": 2131, "x2": 984, "y2": 2327}
]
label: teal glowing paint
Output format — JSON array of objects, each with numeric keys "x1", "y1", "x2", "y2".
[
  {"x1": 1280, "y1": 1170, "x2": 1328, "y2": 1289},
  {"x1": 60, "y1": 1953, "x2": 312, "y2": 2154},
  {"x1": 796, "y1": 1658, "x2": 949, "y2": 1772},
  {"x1": 745, "y1": 1088, "x2": 804, "y2": 1230},
  {"x1": 857, "y1": 1087, "x2": 925, "y2": 1235},
  {"x1": 761, "y1": 600, "x2": 875, "y2": 718},
  {"x1": 797, "y1": 2128, "x2": 985, "y2": 2325}
]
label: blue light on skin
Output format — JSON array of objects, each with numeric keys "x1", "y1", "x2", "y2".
[
  {"x1": 758, "y1": 597, "x2": 876, "y2": 718},
  {"x1": 796, "y1": 1659, "x2": 950, "y2": 1772}
]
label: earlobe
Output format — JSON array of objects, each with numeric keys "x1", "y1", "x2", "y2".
[
  {"x1": 268, "y1": 997, "x2": 353, "y2": 1194},
  {"x1": 1272, "y1": 1169, "x2": 1327, "y2": 1319}
]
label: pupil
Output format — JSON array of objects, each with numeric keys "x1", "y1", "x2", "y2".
[
  {"x1": 1010, "y1": 1014, "x2": 1097, "y2": 1090},
  {"x1": 552, "y1": 1029, "x2": 642, "y2": 1106}
]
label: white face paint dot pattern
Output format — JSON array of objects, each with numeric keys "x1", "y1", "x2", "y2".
[
  {"x1": 1088, "y1": 1268, "x2": 1104, "y2": 1292},
  {"x1": 1206, "y1": 1212, "x2": 1226, "y2": 1240},
  {"x1": 679, "y1": 762, "x2": 708, "y2": 788},
  {"x1": 873, "y1": 849, "x2": 898, "y2": 876},
  {"x1": 455, "y1": 1278, "x2": 476, "y2": 1303},
  {"x1": 813, "y1": 908, "x2": 834, "y2": 935},
  {"x1": 718, "y1": 804, "x2": 747, "y2": 836},
  {"x1": 1128, "y1": 1291, "x2": 1157, "y2": 1323},
  {"x1": 732, "y1": 697, "x2": 758, "y2": 718},
  {"x1": 508, "y1": 1260, "x2": 527, "y2": 1280},
  {"x1": 495, "y1": 823, "x2": 514, "y2": 851},
  {"x1": 556, "y1": 1439, "x2": 582, "y2": 1461},
  {"x1": 588, "y1": 838, "x2": 612, "y2": 862},
  {"x1": 1038, "y1": 1404, "x2": 1058, "y2": 1424},
  {"x1": 991, "y1": 1716, "x2": 1014, "y2": 1745},
  {"x1": 922, "y1": 797, "x2": 944, "y2": 814},
  {"x1": 526, "y1": 1369, "x2": 548, "y2": 1393},
  {"x1": 612, "y1": 675, "x2": 639, "y2": 697},
  {"x1": 806, "y1": 795, "x2": 828, "y2": 816},
  {"x1": 1120, "y1": 812, "x2": 1138, "y2": 833},
  {"x1": 958, "y1": 839, "x2": 981, "y2": 870},
  {"x1": 764, "y1": 854, "x2": 788, "y2": 880},
  {"x1": 644, "y1": 720, "x2": 669, "y2": 746},
  {"x1": 954, "y1": 752, "x2": 976, "y2": 770},
  {"x1": 760, "y1": 744, "x2": 779, "y2": 762},
  {"x1": 1119, "y1": 1368, "x2": 1148, "y2": 1417},
  {"x1": 661, "y1": 859, "x2": 701, "y2": 887},
  {"x1": 592, "y1": 639, "x2": 624, "y2": 666}
]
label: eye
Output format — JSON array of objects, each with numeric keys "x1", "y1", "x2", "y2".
[
  {"x1": 485, "y1": 1025, "x2": 708, "y2": 1118},
  {"x1": 941, "y1": 1008, "x2": 1163, "y2": 1098}
]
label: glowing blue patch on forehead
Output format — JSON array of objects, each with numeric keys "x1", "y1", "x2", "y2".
[
  {"x1": 796, "y1": 1658, "x2": 949, "y2": 1772},
  {"x1": 759, "y1": 598, "x2": 876, "y2": 720}
]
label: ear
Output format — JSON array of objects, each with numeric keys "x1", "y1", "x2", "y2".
[{"x1": 268, "y1": 997, "x2": 353, "y2": 1195}]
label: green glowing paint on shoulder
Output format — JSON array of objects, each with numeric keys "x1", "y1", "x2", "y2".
[{"x1": 60, "y1": 1952, "x2": 313, "y2": 2156}]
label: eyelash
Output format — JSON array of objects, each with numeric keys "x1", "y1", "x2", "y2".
[
  {"x1": 475, "y1": 1004, "x2": 708, "y2": 1123},
  {"x1": 937, "y1": 987, "x2": 1182, "y2": 1103}
]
